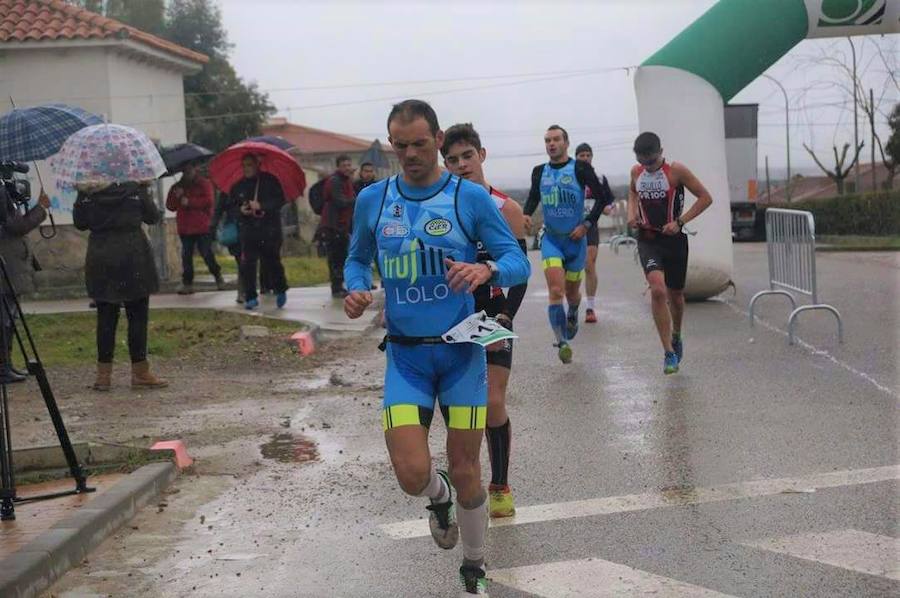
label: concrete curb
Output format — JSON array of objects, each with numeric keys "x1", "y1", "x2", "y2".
[{"x1": 0, "y1": 461, "x2": 177, "y2": 598}]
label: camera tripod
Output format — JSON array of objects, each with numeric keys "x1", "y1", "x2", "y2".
[{"x1": 0, "y1": 257, "x2": 93, "y2": 521}]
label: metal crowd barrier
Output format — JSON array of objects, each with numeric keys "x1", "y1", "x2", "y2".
[
  {"x1": 749, "y1": 208, "x2": 843, "y2": 345},
  {"x1": 608, "y1": 200, "x2": 636, "y2": 254}
]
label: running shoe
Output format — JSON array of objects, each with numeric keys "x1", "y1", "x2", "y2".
[
  {"x1": 556, "y1": 342, "x2": 573, "y2": 364},
  {"x1": 672, "y1": 334, "x2": 683, "y2": 362},
  {"x1": 489, "y1": 484, "x2": 516, "y2": 518},
  {"x1": 276, "y1": 291, "x2": 287, "y2": 308},
  {"x1": 664, "y1": 351, "x2": 679, "y2": 375},
  {"x1": 585, "y1": 308, "x2": 597, "y2": 324},
  {"x1": 459, "y1": 564, "x2": 489, "y2": 596},
  {"x1": 566, "y1": 312, "x2": 579, "y2": 339},
  {"x1": 426, "y1": 470, "x2": 459, "y2": 550},
  {"x1": 244, "y1": 298, "x2": 259, "y2": 311}
]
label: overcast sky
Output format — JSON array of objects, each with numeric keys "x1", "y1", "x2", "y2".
[{"x1": 219, "y1": 0, "x2": 897, "y2": 187}]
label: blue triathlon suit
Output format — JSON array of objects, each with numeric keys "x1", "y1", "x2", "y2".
[
  {"x1": 538, "y1": 159, "x2": 588, "y2": 281},
  {"x1": 344, "y1": 173, "x2": 530, "y2": 430}
]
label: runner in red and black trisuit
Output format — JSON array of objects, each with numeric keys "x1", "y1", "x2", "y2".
[
  {"x1": 441, "y1": 123, "x2": 527, "y2": 520},
  {"x1": 627, "y1": 132, "x2": 712, "y2": 375}
]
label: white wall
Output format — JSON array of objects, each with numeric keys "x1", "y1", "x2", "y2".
[
  {"x1": 0, "y1": 46, "x2": 112, "y2": 224},
  {"x1": 725, "y1": 138, "x2": 758, "y2": 203},
  {"x1": 0, "y1": 45, "x2": 190, "y2": 224}
]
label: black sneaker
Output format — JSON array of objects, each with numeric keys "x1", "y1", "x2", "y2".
[
  {"x1": 425, "y1": 470, "x2": 458, "y2": 550},
  {"x1": 459, "y1": 564, "x2": 488, "y2": 595},
  {"x1": 566, "y1": 312, "x2": 579, "y2": 340},
  {"x1": 672, "y1": 334, "x2": 684, "y2": 362}
]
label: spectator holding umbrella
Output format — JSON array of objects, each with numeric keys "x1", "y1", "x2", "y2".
[
  {"x1": 231, "y1": 154, "x2": 288, "y2": 310},
  {"x1": 51, "y1": 123, "x2": 169, "y2": 391},
  {"x1": 209, "y1": 141, "x2": 305, "y2": 311},
  {"x1": 165, "y1": 160, "x2": 224, "y2": 295}
]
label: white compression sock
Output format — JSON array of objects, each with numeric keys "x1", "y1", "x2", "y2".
[
  {"x1": 586, "y1": 296, "x2": 596, "y2": 310},
  {"x1": 458, "y1": 492, "x2": 488, "y2": 566},
  {"x1": 416, "y1": 467, "x2": 450, "y2": 503}
]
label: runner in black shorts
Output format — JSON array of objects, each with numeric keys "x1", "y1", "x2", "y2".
[
  {"x1": 574, "y1": 143, "x2": 614, "y2": 324},
  {"x1": 442, "y1": 123, "x2": 528, "y2": 520},
  {"x1": 628, "y1": 132, "x2": 712, "y2": 375}
]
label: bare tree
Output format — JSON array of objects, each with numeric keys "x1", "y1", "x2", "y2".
[
  {"x1": 803, "y1": 141, "x2": 864, "y2": 195},
  {"x1": 791, "y1": 36, "x2": 897, "y2": 192}
]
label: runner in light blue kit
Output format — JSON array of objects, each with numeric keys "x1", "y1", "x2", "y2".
[
  {"x1": 344, "y1": 100, "x2": 529, "y2": 596},
  {"x1": 523, "y1": 125, "x2": 612, "y2": 364}
]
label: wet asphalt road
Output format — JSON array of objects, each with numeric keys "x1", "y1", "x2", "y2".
[{"x1": 49, "y1": 243, "x2": 898, "y2": 598}]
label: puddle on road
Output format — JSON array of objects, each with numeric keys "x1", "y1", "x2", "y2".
[{"x1": 259, "y1": 433, "x2": 319, "y2": 464}]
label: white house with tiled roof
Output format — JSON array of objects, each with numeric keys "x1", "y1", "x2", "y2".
[{"x1": 0, "y1": 0, "x2": 208, "y2": 287}]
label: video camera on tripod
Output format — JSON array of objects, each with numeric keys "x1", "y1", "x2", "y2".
[{"x1": 0, "y1": 161, "x2": 32, "y2": 211}]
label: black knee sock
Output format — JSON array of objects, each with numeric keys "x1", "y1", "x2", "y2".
[{"x1": 486, "y1": 418, "x2": 511, "y2": 487}]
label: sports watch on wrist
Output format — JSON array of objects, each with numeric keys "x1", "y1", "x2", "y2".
[{"x1": 484, "y1": 260, "x2": 499, "y2": 280}]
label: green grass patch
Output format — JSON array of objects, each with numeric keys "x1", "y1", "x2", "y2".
[
  {"x1": 24, "y1": 309, "x2": 304, "y2": 367},
  {"x1": 818, "y1": 235, "x2": 900, "y2": 251},
  {"x1": 196, "y1": 255, "x2": 331, "y2": 287}
]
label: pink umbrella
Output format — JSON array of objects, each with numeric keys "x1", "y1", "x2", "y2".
[{"x1": 208, "y1": 141, "x2": 306, "y2": 201}]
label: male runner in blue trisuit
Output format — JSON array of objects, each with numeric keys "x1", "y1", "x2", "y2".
[
  {"x1": 344, "y1": 100, "x2": 530, "y2": 595},
  {"x1": 523, "y1": 125, "x2": 613, "y2": 363}
]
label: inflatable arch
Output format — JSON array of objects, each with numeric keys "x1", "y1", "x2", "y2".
[{"x1": 635, "y1": 0, "x2": 899, "y2": 300}]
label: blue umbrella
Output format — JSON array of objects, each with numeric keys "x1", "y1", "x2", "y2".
[
  {"x1": 246, "y1": 135, "x2": 295, "y2": 151},
  {"x1": 0, "y1": 103, "x2": 103, "y2": 162}
]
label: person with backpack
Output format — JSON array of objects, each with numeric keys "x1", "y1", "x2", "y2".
[{"x1": 317, "y1": 155, "x2": 356, "y2": 298}]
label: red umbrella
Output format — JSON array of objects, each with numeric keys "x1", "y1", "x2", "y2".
[{"x1": 208, "y1": 141, "x2": 306, "y2": 200}]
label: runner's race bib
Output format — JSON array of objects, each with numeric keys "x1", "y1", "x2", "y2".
[{"x1": 442, "y1": 311, "x2": 517, "y2": 347}]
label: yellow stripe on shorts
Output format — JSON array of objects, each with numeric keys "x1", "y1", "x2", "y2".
[
  {"x1": 382, "y1": 404, "x2": 423, "y2": 431},
  {"x1": 542, "y1": 257, "x2": 563, "y2": 270},
  {"x1": 565, "y1": 270, "x2": 585, "y2": 282},
  {"x1": 446, "y1": 406, "x2": 487, "y2": 430}
]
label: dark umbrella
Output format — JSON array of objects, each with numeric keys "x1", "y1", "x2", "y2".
[
  {"x1": 359, "y1": 139, "x2": 391, "y2": 170},
  {"x1": 0, "y1": 103, "x2": 103, "y2": 162},
  {"x1": 245, "y1": 135, "x2": 295, "y2": 152},
  {"x1": 209, "y1": 141, "x2": 306, "y2": 201},
  {"x1": 160, "y1": 142, "x2": 214, "y2": 175}
]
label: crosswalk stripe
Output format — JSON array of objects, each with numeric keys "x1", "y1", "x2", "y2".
[
  {"x1": 490, "y1": 557, "x2": 737, "y2": 597},
  {"x1": 741, "y1": 529, "x2": 900, "y2": 581},
  {"x1": 379, "y1": 464, "x2": 899, "y2": 539}
]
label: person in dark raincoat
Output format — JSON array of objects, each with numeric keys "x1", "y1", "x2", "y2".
[{"x1": 73, "y1": 182, "x2": 168, "y2": 391}]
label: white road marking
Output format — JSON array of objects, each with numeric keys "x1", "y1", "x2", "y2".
[
  {"x1": 379, "y1": 464, "x2": 899, "y2": 539},
  {"x1": 490, "y1": 557, "x2": 736, "y2": 597},
  {"x1": 722, "y1": 299, "x2": 898, "y2": 400},
  {"x1": 741, "y1": 529, "x2": 900, "y2": 581}
]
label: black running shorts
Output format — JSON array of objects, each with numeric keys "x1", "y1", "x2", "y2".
[
  {"x1": 637, "y1": 232, "x2": 689, "y2": 290},
  {"x1": 586, "y1": 225, "x2": 600, "y2": 247},
  {"x1": 475, "y1": 289, "x2": 514, "y2": 370}
]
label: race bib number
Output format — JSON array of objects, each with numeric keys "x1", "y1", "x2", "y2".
[{"x1": 441, "y1": 311, "x2": 517, "y2": 347}]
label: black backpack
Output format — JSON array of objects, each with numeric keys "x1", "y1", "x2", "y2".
[{"x1": 308, "y1": 178, "x2": 327, "y2": 215}]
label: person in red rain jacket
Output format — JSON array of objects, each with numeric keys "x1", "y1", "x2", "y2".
[{"x1": 166, "y1": 162, "x2": 224, "y2": 294}]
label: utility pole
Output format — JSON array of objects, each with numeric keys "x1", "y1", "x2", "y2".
[
  {"x1": 765, "y1": 155, "x2": 771, "y2": 202},
  {"x1": 850, "y1": 37, "x2": 860, "y2": 193},
  {"x1": 870, "y1": 87, "x2": 877, "y2": 192},
  {"x1": 762, "y1": 74, "x2": 791, "y2": 201}
]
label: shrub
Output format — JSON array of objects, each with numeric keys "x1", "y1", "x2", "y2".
[{"x1": 769, "y1": 190, "x2": 900, "y2": 236}]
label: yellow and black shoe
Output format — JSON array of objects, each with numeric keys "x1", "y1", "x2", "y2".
[
  {"x1": 426, "y1": 470, "x2": 459, "y2": 549},
  {"x1": 489, "y1": 484, "x2": 516, "y2": 519}
]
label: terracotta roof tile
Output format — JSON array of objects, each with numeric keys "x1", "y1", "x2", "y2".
[
  {"x1": 262, "y1": 121, "x2": 396, "y2": 156},
  {"x1": 0, "y1": 0, "x2": 208, "y2": 64}
]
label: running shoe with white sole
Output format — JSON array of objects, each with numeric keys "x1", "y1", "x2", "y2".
[{"x1": 426, "y1": 470, "x2": 459, "y2": 549}]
